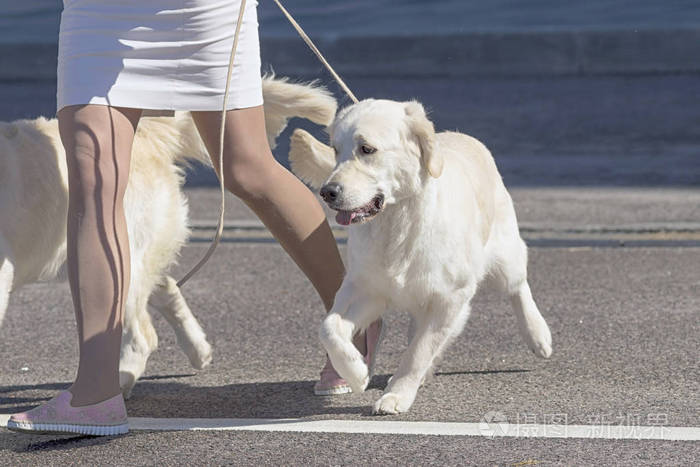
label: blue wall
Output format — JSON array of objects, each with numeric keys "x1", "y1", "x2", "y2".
[{"x1": 2, "y1": 0, "x2": 699, "y2": 44}]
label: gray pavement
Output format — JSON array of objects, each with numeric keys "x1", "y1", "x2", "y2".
[
  {"x1": 1, "y1": 431, "x2": 697, "y2": 465},
  {"x1": 185, "y1": 186, "x2": 700, "y2": 226},
  {"x1": 185, "y1": 187, "x2": 700, "y2": 246},
  {"x1": 3, "y1": 4, "x2": 699, "y2": 462},
  {"x1": 1, "y1": 188, "x2": 699, "y2": 464}
]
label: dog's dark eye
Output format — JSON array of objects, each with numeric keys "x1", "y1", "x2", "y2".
[{"x1": 360, "y1": 144, "x2": 376, "y2": 155}]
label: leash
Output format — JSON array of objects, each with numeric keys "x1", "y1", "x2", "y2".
[
  {"x1": 176, "y1": 0, "x2": 248, "y2": 287},
  {"x1": 270, "y1": 0, "x2": 359, "y2": 104},
  {"x1": 177, "y1": 0, "x2": 358, "y2": 287}
]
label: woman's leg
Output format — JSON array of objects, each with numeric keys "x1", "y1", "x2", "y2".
[
  {"x1": 59, "y1": 104, "x2": 141, "y2": 406},
  {"x1": 191, "y1": 107, "x2": 345, "y2": 311},
  {"x1": 191, "y1": 106, "x2": 380, "y2": 394}
]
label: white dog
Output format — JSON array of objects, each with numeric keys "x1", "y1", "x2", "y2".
[
  {"x1": 0, "y1": 76, "x2": 337, "y2": 398},
  {"x1": 289, "y1": 98, "x2": 552, "y2": 414}
]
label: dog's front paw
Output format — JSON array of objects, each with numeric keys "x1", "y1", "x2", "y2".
[
  {"x1": 320, "y1": 314, "x2": 370, "y2": 393},
  {"x1": 348, "y1": 368, "x2": 370, "y2": 393},
  {"x1": 373, "y1": 392, "x2": 414, "y2": 415},
  {"x1": 332, "y1": 355, "x2": 369, "y2": 393}
]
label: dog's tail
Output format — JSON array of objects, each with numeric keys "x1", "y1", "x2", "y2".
[
  {"x1": 288, "y1": 128, "x2": 336, "y2": 189},
  {"x1": 259, "y1": 74, "x2": 337, "y2": 149},
  {"x1": 136, "y1": 75, "x2": 337, "y2": 169},
  {"x1": 133, "y1": 113, "x2": 210, "y2": 168}
]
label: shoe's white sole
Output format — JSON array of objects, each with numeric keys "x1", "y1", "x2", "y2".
[
  {"x1": 314, "y1": 385, "x2": 353, "y2": 396},
  {"x1": 7, "y1": 419, "x2": 129, "y2": 436}
]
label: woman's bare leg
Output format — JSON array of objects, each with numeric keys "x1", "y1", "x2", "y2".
[
  {"x1": 58, "y1": 104, "x2": 141, "y2": 406},
  {"x1": 191, "y1": 107, "x2": 345, "y2": 311}
]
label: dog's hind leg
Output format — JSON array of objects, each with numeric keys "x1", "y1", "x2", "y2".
[
  {"x1": 374, "y1": 289, "x2": 475, "y2": 415},
  {"x1": 320, "y1": 282, "x2": 385, "y2": 393},
  {"x1": 119, "y1": 300, "x2": 158, "y2": 399},
  {"x1": 149, "y1": 275, "x2": 212, "y2": 370},
  {"x1": 491, "y1": 227, "x2": 552, "y2": 359},
  {"x1": 0, "y1": 246, "x2": 15, "y2": 327}
]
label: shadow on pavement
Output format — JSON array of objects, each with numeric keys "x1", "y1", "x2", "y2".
[
  {"x1": 0, "y1": 382, "x2": 70, "y2": 394},
  {"x1": 1, "y1": 369, "x2": 534, "y2": 418},
  {"x1": 0, "y1": 383, "x2": 71, "y2": 413},
  {"x1": 124, "y1": 379, "x2": 368, "y2": 419},
  {"x1": 3, "y1": 431, "x2": 123, "y2": 454}
]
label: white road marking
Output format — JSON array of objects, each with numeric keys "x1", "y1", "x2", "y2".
[{"x1": 1, "y1": 415, "x2": 698, "y2": 441}]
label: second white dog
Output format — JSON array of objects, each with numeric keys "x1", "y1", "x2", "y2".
[{"x1": 290, "y1": 98, "x2": 553, "y2": 414}]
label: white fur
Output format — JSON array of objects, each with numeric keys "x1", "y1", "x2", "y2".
[
  {"x1": 291, "y1": 98, "x2": 553, "y2": 415},
  {"x1": 289, "y1": 128, "x2": 337, "y2": 188},
  {"x1": 0, "y1": 76, "x2": 337, "y2": 398},
  {"x1": 261, "y1": 75, "x2": 337, "y2": 150}
]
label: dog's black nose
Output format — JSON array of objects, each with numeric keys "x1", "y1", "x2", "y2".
[{"x1": 320, "y1": 183, "x2": 342, "y2": 203}]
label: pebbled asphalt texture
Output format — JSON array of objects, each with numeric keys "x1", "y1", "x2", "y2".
[
  {"x1": 1, "y1": 65, "x2": 698, "y2": 464},
  {"x1": 1, "y1": 189, "x2": 698, "y2": 465}
]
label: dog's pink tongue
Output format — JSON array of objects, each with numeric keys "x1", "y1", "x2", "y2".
[{"x1": 336, "y1": 211, "x2": 355, "y2": 226}]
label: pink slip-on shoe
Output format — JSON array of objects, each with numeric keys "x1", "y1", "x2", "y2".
[
  {"x1": 314, "y1": 357, "x2": 353, "y2": 395},
  {"x1": 6, "y1": 390, "x2": 129, "y2": 436},
  {"x1": 314, "y1": 318, "x2": 385, "y2": 396}
]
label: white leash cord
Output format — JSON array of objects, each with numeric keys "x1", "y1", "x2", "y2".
[
  {"x1": 177, "y1": 0, "x2": 358, "y2": 287},
  {"x1": 270, "y1": 0, "x2": 359, "y2": 104}
]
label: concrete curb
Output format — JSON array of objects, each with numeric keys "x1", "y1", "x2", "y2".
[{"x1": 2, "y1": 29, "x2": 699, "y2": 82}]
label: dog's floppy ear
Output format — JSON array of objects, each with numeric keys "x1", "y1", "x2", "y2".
[
  {"x1": 404, "y1": 101, "x2": 442, "y2": 178},
  {"x1": 289, "y1": 129, "x2": 336, "y2": 189}
]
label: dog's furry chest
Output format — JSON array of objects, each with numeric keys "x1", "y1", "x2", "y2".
[
  {"x1": 346, "y1": 220, "x2": 470, "y2": 309},
  {"x1": 347, "y1": 239, "x2": 417, "y2": 290}
]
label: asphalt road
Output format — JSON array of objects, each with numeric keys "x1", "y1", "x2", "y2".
[
  {"x1": 1, "y1": 188, "x2": 698, "y2": 465},
  {"x1": 2, "y1": 57, "x2": 699, "y2": 464}
]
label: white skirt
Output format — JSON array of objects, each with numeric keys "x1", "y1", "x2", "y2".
[{"x1": 57, "y1": 0, "x2": 263, "y2": 112}]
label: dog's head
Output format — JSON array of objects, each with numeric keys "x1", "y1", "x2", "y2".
[{"x1": 290, "y1": 99, "x2": 442, "y2": 226}]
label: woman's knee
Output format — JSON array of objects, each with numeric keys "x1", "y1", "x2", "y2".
[
  {"x1": 222, "y1": 157, "x2": 279, "y2": 201},
  {"x1": 191, "y1": 107, "x2": 278, "y2": 201},
  {"x1": 59, "y1": 106, "x2": 137, "y2": 200},
  {"x1": 66, "y1": 136, "x2": 130, "y2": 201}
]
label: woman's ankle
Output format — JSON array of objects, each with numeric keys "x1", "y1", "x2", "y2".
[{"x1": 69, "y1": 382, "x2": 122, "y2": 407}]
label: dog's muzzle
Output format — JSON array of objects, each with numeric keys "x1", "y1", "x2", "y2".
[{"x1": 321, "y1": 185, "x2": 385, "y2": 225}]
